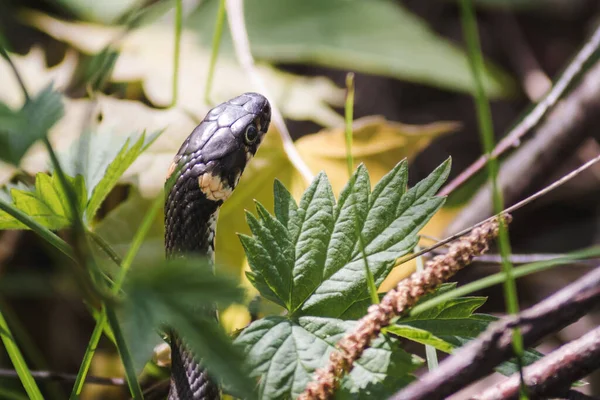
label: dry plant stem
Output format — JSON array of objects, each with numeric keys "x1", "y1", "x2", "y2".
[
  {"x1": 439, "y1": 24, "x2": 600, "y2": 197},
  {"x1": 495, "y1": 12, "x2": 550, "y2": 101},
  {"x1": 298, "y1": 216, "x2": 510, "y2": 400},
  {"x1": 225, "y1": 0, "x2": 313, "y2": 184},
  {"x1": 399, "y1": 153, "x2": 600, "y2": 266},
  {"x1": 447, "y1": 59, "x2": 600, "y2": 233},
  {"x1": 473, "y1": 325, "x2": 600, "y2": 400},
  {"x1": 390, "y1": 265, "x2": 600, "y2": 400},
  {"x1": 0, "y1": 368, "x2": 125, "y2": 386}
]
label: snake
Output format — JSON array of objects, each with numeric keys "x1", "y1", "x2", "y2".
[{"x1": 164, "y1": 93, "x2": 271, "y2": 399}]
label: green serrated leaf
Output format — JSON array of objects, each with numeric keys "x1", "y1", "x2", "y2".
[
  {"x1": 0, "y1": 85, "x2": 64, "y2": 166},
  {"x1": 235, "y1": 316, "x2": 420, "y2": 400},
  {"x1": 288, "y1": 172, "x2": 336, "y2": 312},
  {"x1": 273, "y1": 179, "x2": 298, "y2": 231},
  {"x1": 0, "y1": 173, "x2": 87, "y2": 229},
  {"x1": 299, "y1": 160, "x2": 450, "y2": 317},
  {"x1": 246, "y1": 204, "x2": 294, "y2": 308},
  {"x1": 243, "y1": 160, "x2": 451, "y2": 318}
]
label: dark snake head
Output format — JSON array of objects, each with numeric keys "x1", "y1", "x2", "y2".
[
  {"x1": 165, "y1": 93, "x2": 271, "y2": 255},
  {"x1": 166, "y1": 92, "x2": 271, "y2": 201}
]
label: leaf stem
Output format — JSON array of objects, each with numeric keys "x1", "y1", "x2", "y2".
[
  {"x1": 344, "y1": 73, "x2": 378, "y2": 305},
  {"x1": 171, "y1": 0, "x2": 182, "y2": 107},
  {"x1": 459, "y1": 4, "x2": 526, "y2": 396},
  {"x1": 205, "y1": 0, "x2": 227, "y2": 104}
]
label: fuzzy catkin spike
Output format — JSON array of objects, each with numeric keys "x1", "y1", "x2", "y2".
[{"x1": 299, "y1": 215, "x2": 511, "y2": 400}]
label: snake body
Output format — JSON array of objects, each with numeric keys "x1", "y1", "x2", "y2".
[{"x1": 164, "y1": 93, "x2": 271, "y2": 399}]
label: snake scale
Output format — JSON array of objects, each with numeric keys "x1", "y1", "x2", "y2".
[{"x1": 164, "y1": 93, "x2": 271, "y2": 399}]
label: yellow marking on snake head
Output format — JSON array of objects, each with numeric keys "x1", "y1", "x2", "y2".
[
  {"x1": 166, "y1": 161, "x2": 178, "y2": 180},
  {"x1": 198, "y1": 173, "x2": 233, "y2": 201}
]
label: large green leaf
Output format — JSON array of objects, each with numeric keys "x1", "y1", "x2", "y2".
[
  {"x1": 235, "y1": 316, "x2": 420, "y2": 400},
  {"x1": 120, "y1": 257, "x2": 255, "y2": 397},
  {"x1": 0, "y1": 84, "x2": 64, "y2": 166},
  {"x1": 242, "y1": 160, "x2": 450, "y2": 318},
  {"x1": 189, "y1": 0, "x2": 514, "y2": 97},
  {"x1": 0, "y1": 173, "x2": 86, "y2": 229}
]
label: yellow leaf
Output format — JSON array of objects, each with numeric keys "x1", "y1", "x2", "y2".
[{"x1": 293, "y1": 115, "x2": 460, "y2": 196}]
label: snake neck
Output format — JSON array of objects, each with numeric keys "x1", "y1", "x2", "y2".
[
  {"x1": 165, "y1": 178, "x2": 222, "y2": 400},
  {"x1": 165, "y1": 177, "x2": 221, "y2": 259}
]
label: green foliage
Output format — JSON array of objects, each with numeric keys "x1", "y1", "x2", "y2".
[
  {"x1": 243, "y1": 159, "x2": 451, "y2": 319},
  {"x1": 0, "y1": 173, "x2": 86, "y2": 230},
  {"x1": 120, "y1": 257, "x2": 256, "y2": 397},
  {"x1": 0, "y1": 130, "x2": 160, "y2": 230},
  {"x1": 0, "y1": 84, "x2": 64, "y2": 166},
  {"x1": 0, "y1": 309, "x2": 43, "y2": 400},
  {"x1": 236, "y1": 316, "x2": 420, "y2": 400},
  {"x1": 190, "y1": 0, "x2": 515, "y2": 97},
  {"x1": 236, "y1": 160, "x2": 450, "y2": 399}
]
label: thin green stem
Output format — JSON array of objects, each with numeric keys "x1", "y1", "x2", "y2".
[
  {"x1": 113, "y1": 195, "x2": 162, "y2": 293},
  {"x1": 88, "y1": 230, "x2": 123, "y2": 269},
  {"x1": 459, "y1": 2, "x2": 526, "y2": 397},
  {"x1": 205, "y1": 0, "x2": 227, "y2": 104},
  {"x1": 69, "y1": 309, "x2": 106, "y2": 400},
  {"x1": 0, "y1": 308, "x2": 43, "y2": 400},
  {"x1": 70, "y1": 196, "x2": 162, "y2": 398},
  {"x1": 344, "y1": 73, "x2": 355, "y2": 177},
  {"x1": 171, "y1": 0, "x2": 182, "y2": 107},
  {"x1": 344, "y1": 73, "x2": 378, "y2": 305},
  {"x1": 415, "y1": 246, "x2": 438, "y2": 370},
  {"x1": 410, "y1": 246, "x2": 600, "y2": 316},
  {"x1": 105, "y1": 306, "x2": 143, "y2": 400}
]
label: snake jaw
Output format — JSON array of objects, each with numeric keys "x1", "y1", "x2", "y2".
[{"x1": 198, "y1": 172, "x2": 235, "y2": 201}]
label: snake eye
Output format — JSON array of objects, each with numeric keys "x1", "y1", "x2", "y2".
[{"x1": 244, "y1": 125, "x2": 259, "y2": 144}]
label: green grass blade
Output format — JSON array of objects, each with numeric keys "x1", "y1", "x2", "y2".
[
  {"x1": 0, "y1": 308, "x2": 43, "y2": 400},
  {"x1": 344, "y1": 72, "x2": 378, "y2": 305},
  {"x1": 204, "y1": 0, "x2": 227, "y2": 104},
  {"x1": 105, "y1": 306, "x2": 143, "y2": 399},
  {"x1": 69, "y1": 310, "x2": 107, "y2": 399},
  {"x1": 459, "y1": 1, "x2": 526, "y2": 396}
]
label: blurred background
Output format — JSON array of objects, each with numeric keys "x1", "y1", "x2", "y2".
[{"x1": 0, "y1": 0, "x2": 599, "y2": 398}]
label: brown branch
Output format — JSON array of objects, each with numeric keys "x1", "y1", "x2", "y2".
[
  {"x1": 447, "y1": 57, "x2": 600, "y2": 234},
  {"x1": 397, "y1": 154, "x2": 600, "y2": 267},
  {"x1": 390, "y1": 265, "x2": 600, "y2": 400},
  {"x1": 473, "y1": 325, "x2": 600, "y2": 400},
  {"x1": 439, "y1": 23, "x2": 600, "y2": 197},
  {"x1": 299, "y1": 217, "x2": 509, "y2": 400}
]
